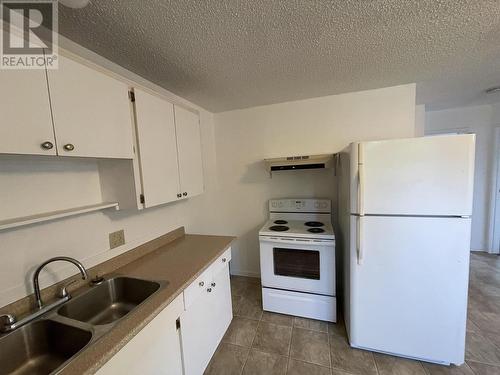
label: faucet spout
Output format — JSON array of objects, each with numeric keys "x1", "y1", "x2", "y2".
[{"x1": 33, "y1": 256, "x2": 88, "y2": 309}]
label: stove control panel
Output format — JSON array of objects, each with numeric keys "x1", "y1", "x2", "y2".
[{"x1": 269, "y1": 199, "x2": 331, "y2": 213}]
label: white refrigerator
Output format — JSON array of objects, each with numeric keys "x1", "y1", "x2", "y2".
[{"x1": 337, "y1": 134, "x2": 475, "y2": 365}]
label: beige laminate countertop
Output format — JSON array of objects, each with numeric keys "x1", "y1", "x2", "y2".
[{"x1": 58, "y1": 232, "x2": 234, "y2": 374}]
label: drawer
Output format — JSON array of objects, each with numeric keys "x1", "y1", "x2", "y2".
[
  {"x1": 210, "y1": 247, "x2": 232, "y2": 279},
  {"x1": 184, "y1": 266, "x2": 212, "y2": 310},
  {"x1": 262, "y1": 287, "x2": 337, "y2": 322}
]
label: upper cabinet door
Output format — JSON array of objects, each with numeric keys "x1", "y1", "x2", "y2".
[
  {"x1": 47, "y1": 55, "x2": 134, "y2": 159},
  {"x1": 174, "y1": 105, "x2": 204, "y2": 198},
  {"x1": 134, "y1": 89, "x2": 180, "y2": 207},
  {"x1": 0, "y1": 69, "x2": 56, "y2": 156}
]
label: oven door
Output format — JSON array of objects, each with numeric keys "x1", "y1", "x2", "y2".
[{"x1": 259, "y1": 236, "x2": 335, "y2": 296}]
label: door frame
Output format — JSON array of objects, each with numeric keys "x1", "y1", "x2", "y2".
[{"x1": 490, "y1": 127, "x2": 500, "y2": 254}]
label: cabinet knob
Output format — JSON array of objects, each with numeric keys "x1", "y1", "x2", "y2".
[
  {"x1": 177, "y1": 193, "x2": 182, "y2": 198},
  {"x1": 222, "y1": 258, "x2": 227, "y2": 263},
  {"x1": 40, "y1": 141, "x2": 54, "y2": 150},
  {"x1": 183, "y1": 192, "x2": 188, "y2": 196},
  {"x1": 63, "y1": 143, "x2": 75, "y2": 151},
  {"x1": 211, "y1": 282, "x2": 216, "y2": 287},
  {"x1": 206, "y1": 288, "x2": 212, "y2": 293},
  {"x1": 199, "y1": 281, "x2": 204, "y2": 287}
]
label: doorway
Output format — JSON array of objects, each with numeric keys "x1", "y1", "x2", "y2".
[{"x1": 490, "y1": 127, "x2": 500, "y2": 254}]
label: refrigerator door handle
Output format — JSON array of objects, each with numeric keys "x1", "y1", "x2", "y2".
[
  {"x1": 357, "y1": 216, "x2": 364, "y2": 265},
  {"x1": 358, "y1": 143, "x2": 365, "y2": 215}
]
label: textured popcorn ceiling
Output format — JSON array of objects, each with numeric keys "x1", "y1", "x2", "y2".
[{"x1": 59, "y1": 1, "x2": 500, "y2": 112}]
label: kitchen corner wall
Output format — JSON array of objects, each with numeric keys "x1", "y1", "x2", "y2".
[
  {"x1": 191, "y1": 84, "x2": 417, "y2": 277},
  {"x1": 415, "y1": 105, "x2": 426, "y2": 137}
]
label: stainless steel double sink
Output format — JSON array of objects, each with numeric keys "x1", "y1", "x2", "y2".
[{"x1": 0, "y1": 276, "x2": 166, "y2": 375}]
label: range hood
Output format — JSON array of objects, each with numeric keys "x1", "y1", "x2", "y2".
[{"x1": 264, "y1": 154, "x2": 334, "y2": 172}]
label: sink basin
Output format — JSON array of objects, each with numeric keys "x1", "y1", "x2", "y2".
[
  {"x1": 58, "y1": 277, "x2": 161, "y2": 325},
  {"x1": 0, "y1": 319, "x2": 91, "y2": 375}
]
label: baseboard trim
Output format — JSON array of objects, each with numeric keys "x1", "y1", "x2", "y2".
[
  {"x1": 230, "y1": 269, "x2": 261, "y2": 278},
  {"x1": 471, "y1": 249, "x2": 500, "y2": 255}
]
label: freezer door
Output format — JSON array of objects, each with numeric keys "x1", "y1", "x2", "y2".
[
  {"x1": 353, "y1": 135, "x2": 475, "y2": 216},
  {"x1": 348, "y1": 215, "x2": 471, "y2": 365}
]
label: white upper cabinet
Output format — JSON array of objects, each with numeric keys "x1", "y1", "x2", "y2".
[
  {"x1": 174, "y1": 105, "x2": 204, "y2": 198},
  {"x1": 0, "y1": 52, "x2": 206, "y2": 211},
  {"x1": 130, "y1": 97, "x2": 205, "y2": 208},
  {"x1": 47, "y1": 55, "x2": 134, "y2": 159},
  {"x1": 133, "y1": 89, "x2": 180, "y2": 207},
  {"x1": 0, "y1": 69, "x2": 56, "y2": 156}
]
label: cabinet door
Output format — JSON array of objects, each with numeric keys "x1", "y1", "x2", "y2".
[
  {"x1": 180, "y1": 278, "x2": 215, "y2": 375},
  {"x1": 0, "y1": 69, "x2": 55, "y2": 155},
  {"x1": 134, "y1": 89, "x2": 180, "y2": 207},
  {"x1": 174, "y1": 105, "x2": 204, "y2": 198},
  {"x1": 180, "y1": 264, "x2": 232, "y2": 375},
  {"x1": 209, "y1": 264, "x2": 233, "y2": 344},
  {"x1": 47, "y1": 55, "x2": 134, "y2": 159},
  {"x1": 96, "y1": 294, "x2": 184, "y2": 375}
]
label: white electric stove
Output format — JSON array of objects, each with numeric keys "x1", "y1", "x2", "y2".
[{"x1": 259, "y1": 199, "x2": 336, "y2": 322}]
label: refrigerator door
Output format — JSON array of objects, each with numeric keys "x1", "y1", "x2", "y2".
[
  {"x1": 348, "y1": 215, "x2": 471, "y2": 365},
  {"x1": 351, "y1": 135, "x2": 475, "y2": 216}
]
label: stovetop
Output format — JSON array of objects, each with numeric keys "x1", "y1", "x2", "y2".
[{"x1": 259, "y1": 219, "x2": 335, "y2": 240}]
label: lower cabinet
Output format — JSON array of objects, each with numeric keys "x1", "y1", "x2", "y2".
[
  {"x1": 95, "y1": 247, "x2": 232, "y2": 375},
  {"x1": 95, "y1": 293, "x2": 184, "y2": 375},
  {"x1": 180, "y1": 262, "x2": 232, "y2": 375}
]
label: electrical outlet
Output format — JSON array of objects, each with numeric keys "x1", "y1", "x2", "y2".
[{"x1": 109, "y1": 229, "x2": 125, "y2": 249}]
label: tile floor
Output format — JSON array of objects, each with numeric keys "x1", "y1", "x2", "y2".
[{"x1": 205, "y1": 253, "x2": 500, "y2": 375}]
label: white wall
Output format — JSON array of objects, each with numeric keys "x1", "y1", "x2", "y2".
[
  {"x1": 199, "y1": 84, "x2": 417, "y2": 277},
  {"x1": 415, "y1": 105, "x2": 426, "y2": 137},
  {"x1": 425, "y1": 104, "x2": 495, "y2": 252},
  {"x1": 493, "y1": 103, "x2": 500, "y2": 125}
]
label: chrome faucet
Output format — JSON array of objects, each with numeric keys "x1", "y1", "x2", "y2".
[
  {"x1": 33, "y1": 256, "x2": 88, "y2": 309},
  {"x1": 0, "y1": 257, "x2": 88, "y2": 333}
]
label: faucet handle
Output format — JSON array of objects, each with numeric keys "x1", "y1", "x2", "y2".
[
  {"x1": 0, "y1": 314, "x2": 17, "y2": 333},
  {"x1": 90, "y1": 274, "x2": 105, "y2": 286},
  {"x1": 0, "y1": 314, "x2": 17, "y2": 325},
  {"x1": 59, "y1": 280, "x2": 77, "y2": 299}
]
